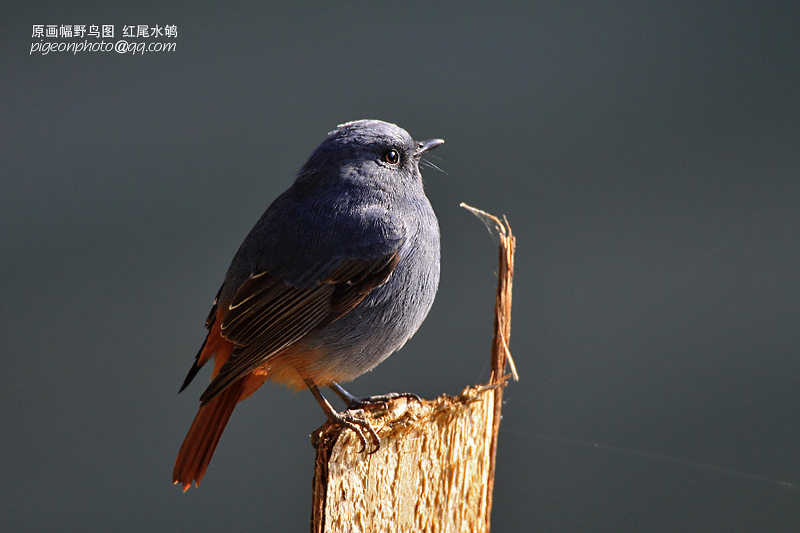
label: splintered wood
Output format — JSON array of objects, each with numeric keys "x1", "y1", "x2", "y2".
[
  {"x1": 313, "y1": 388, "x2": 496, "y2": 533},
  {"x1": 312, "y1": 206, "x2": 515, "y2": 533}
]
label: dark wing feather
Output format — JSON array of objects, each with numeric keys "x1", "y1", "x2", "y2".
[
  {"x1": 198, "y1": 252, "x2": 399, "y2": 404},
  {"x1": 179, "y1": 286, "x2": 223, "y2": 393},
  {"x1": 328, "y1": 252, "x2": 400, "y2": 318}
]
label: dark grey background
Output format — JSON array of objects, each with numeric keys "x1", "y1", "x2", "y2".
[{"x1": 3, "y1": 2, "x2": 799, "y2": 531}]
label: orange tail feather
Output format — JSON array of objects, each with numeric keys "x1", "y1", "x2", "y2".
[{"x1": 173, "y1": 379, "x2": 243, "y2": 491}]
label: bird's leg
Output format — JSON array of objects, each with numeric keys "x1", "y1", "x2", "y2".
[
  {"x1": 329, "y1": 381, "x2": 422, "y2": 411},
  {"x1": 305, "y1": 379, "x2": 380, "y2": 453}
]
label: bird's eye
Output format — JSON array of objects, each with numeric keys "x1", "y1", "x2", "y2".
[{"x1": 383, "y1": 149, "x2": 400, "y2": 165}]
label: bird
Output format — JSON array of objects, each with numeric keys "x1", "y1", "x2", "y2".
[{"x1": 173, "y1": 119, "x2": 444, "y2": 491}]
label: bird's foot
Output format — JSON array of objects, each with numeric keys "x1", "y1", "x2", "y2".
[
  {"x1": 346, "y1": 391, "x2": 422, "y2": 412},
  {"x1": 329, "y1": 381, "x2": 421, "y2": 412},
  {"x1": 328, "y1": 409, "x2": 381, "y2": 454}
]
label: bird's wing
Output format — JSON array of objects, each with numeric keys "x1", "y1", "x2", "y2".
[{"x1": 197, "y1": 251, "x2": 400, "y2": 404}]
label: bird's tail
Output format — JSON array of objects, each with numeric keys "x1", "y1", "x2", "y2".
[{"x1": 173, "y1": 379, "x2": 244, "y2": 491}]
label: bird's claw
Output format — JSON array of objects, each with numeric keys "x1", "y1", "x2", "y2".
[
  {"x1": 330, "y1": 410, "x2": 381, "y2": 454},
  {"x1": 345, "y1": 391, "x2": 422, "y2": 412}
]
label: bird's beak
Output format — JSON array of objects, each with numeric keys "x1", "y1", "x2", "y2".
[{"x1": 415, "y1": 138, "x2": 445, "y2": 156}]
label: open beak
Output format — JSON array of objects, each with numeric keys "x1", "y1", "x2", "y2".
[{"x1": 415, "y1": 138, "x2": 445, "y2": 156}]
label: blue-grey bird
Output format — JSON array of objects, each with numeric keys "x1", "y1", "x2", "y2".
[{"x1": 174, "y1": 119, "x2": 443, "y2": 490}]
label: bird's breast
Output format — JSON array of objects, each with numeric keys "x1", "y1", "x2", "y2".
[{"x1": 293, "y1": 204, "x2": 440, "y2": 383}]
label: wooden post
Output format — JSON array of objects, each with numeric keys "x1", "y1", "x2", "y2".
[{"x1": 311, "y1": 206, "x2": 516, "y2": 533}]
